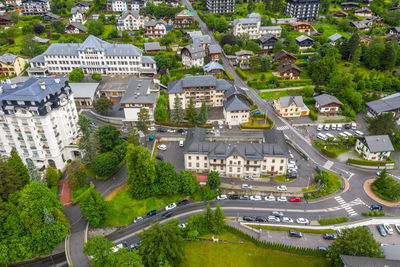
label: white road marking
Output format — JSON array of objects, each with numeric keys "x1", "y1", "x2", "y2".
[
  {"x1": 323, "y1": 160, "x2": 334, "y2": 170},
  {"x1": 333, "y1": 196, "x2": 365, "y2": 216},
  {"x1": 276, "y1": 126, "x2": 289, "y2": 131}
]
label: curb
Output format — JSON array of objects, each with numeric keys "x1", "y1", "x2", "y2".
[
  {"x1": 363, "y1": 179, "x2": 400, "y2": 207},
  {"x1": 65, "y1": 231, "x2": 73, "y2": 266}
]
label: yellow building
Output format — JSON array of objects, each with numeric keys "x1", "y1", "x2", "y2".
[
  {"x1": 273, "y1": 95, "x2": 310, "y2": 117},
  {"x1": 0, "y1": 53, "x2": 25, "y2": 77}
]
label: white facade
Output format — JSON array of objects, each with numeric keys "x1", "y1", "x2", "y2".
[
  {"x1": 117, "y1": 11, "x2": 147, "y2": 31},
  {"x1": 0, "y1": 78, "x2": 79, "y2": 169},
  {"x1": 22, "y1": 0, "x2": 50, "y2": 15},
  {"x1": 355, "y1": 138, "x2": 393, "y2": 161},
  {"x1": 70, "y1": 8, "x2": 86, "y2": 24},
  {"x1": 223, "y1": 109, "x2": 249, "y2": 125},
  {"x1": 233, "y1": 14, "x2": 282, "y2": 39},
  {"x1": 182, "y1": 54, "x2": 204, "y2": 68},
  {"x1": 28, "y1": 35, "x2": 156, "y2": 77}
]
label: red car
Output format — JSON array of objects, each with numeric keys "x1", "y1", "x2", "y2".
[{"x1": 289, "y1": 197, "x2": 302, "y2": 202}]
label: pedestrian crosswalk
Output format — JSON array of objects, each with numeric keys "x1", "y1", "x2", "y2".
[
  {"x1": 276, "y1": 125, "x2": 289, "y2": 131},
  {"x1": 323, "y1": 160, "x2": 334, "y2": 170},
  {"x1": 332, "y1": 196, "x2": 358, "y2": 216}
]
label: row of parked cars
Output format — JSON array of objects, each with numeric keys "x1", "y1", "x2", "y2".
[
  {"x1": 317, "y1": 122, "x2": 356, "y2": 131},
  {"x1": 217, "y1": 194, "x2": 302, "y2": 202},
  {"x1": 377, "y1": 224, "x2": 400, "y2": 237},
  {"x1": 317, "y1": 130, "x2": 365, "y2": 141},
  {"x1": 243, "y1": 211, "x2": 310, "y2": 224}
]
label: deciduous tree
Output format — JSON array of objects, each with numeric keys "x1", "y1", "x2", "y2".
[
  {"x1": 66, "y1": 160, "x2": 87, "y2": 189},
  {"x1": 368, "y1": 113, "x2": 397, "y2": 137},
  {"x1": 96, "y1": 125, "x2": 123, "y2": 153},
  {"x1": 137, "y1": 108, "x2": 150, "y2": 133},
  {"x1": 180, "y1": 170, "x2": 199, "y2": 195},
  {"x1": 93, "y1": 98, "x2": 113, "y2": 115},
  {"x1": 127, "y1": 129, "x2": 140, "y2": 146},
  {"x1": 207, "y1": 171, "x2": 220, "y2": 190},
  {"x1": 154, "y1": 52, "x2": 172, "y2": 71},
  {"x1": 154, "y1": 161, "x2": 180, "y2": 196},
  {"x1": 80, "y1": 188, "x2": 107, "y2": 227},
  {"x1": 45, "y1": 166, "x2": 60, "y2": 188},
  {"x1": 69, "y1": 68, "x2": 84, "y2": 82},
  {"x1": 154, "y1": 95, "x2": 168, "y2": 122},
  {"x1": 92, "y1": 152, "x2": 119, "y2": 177},
  {"x1": 0, "y1": 156, "x2": 22, "y2": 201},
  {"x1": 261, "y1": 55, "x2": 272, "y2": 71}
]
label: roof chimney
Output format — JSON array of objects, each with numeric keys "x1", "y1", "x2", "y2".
[{"x1": 39, "y1": 80, "x2": 46, "y2": 90}]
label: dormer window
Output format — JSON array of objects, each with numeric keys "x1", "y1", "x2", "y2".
[
  {"x1": 31, "y1": 101, "x2": 36, "y2": 105},
  {"x1": 17, "y1": 101, "x2": 25, "y2": 105}
]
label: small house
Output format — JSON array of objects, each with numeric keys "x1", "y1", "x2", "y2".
[
  {"x1": 276, "y1": 63, "x2": 302, "y2": 80},
  {"x1": 295, "y1": 35, "x2": 314, "y2": 49},
  {"x1": 328, "y1": 33, "x2": 345, "y2": 45},
  {"x1": 355, "y1": 7, "x2": 372, "y2": 17},
  {"x1": 144, "y1": 42, "x2": 166, "y2": 53},
  {"x1": 174, "y1": 9, "x2": 194, "y2": 27},
  {"x1": 208, "y1": 44, "x2": 222, "y2": 62},
  {"x1": 203, "y1": 61, "x2": 224, "y2": 77},
  {"x1": 43, "y1": 12, "x2": 61, "y2": 21},
  {"x1": 144, "y1": 20, "x2": 167, "y2": 38},
  {"x1": 388, "y1": 27, "x2": 400, "y2": 35},
  {"x1": 340, "y1": 2, "x2": 359, "y2": 10},
  {"x1": 332, "y1": 10, "x2": 348, "y2": 18},
  {"x1": 274, "y1": 50, "x2": 297, "y2": 63},
  {"x1": 314, "y1": 94, "x2": 343, "y2": 115},
  {"x1": 273, "y1": 96, "x2": 310, "y2": 117},
  {"x1": 65, "y1": 22, "x2": 88, "y2": 33},
  {"x1": 259, "y1": 34, "x2": 278, "y2": 49},
  {"x1": 355, "y1": 135, "x2": 394, "y2": 161},
  {"x1": 181, "y1": 43, "x2": 205, "y2": 67},
  {"x1": 290, "y1": 22, "x2": 311, "y2": 33},
  {"x1": 235, "y1": 50, "x2": 254, "y2": 69}
]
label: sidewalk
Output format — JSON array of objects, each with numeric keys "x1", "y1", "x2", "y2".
[
  {"x1": 59, "y1": 180, "x2": 72, "y2": 207},
  {"x1": 364, "y1": 179, "x2": 400, "y2": 207}
]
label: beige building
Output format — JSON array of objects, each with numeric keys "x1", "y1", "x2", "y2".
[
  {"x1": 273, "y1": 96, "x2": 309, "y2": 117},
  {"x1": 355, "y1": 135, "x2": 394, "y2": 161},
  {"x1": 0, "y1": 53, "x2": 25, "y2": 77},
  {"x1": 184, "y1": 127, "x2": 290, "y2": 177}
]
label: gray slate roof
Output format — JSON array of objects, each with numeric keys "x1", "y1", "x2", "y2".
[
  {"x1": 144, "y1": 42, "x2": 166, "y2": 52},
  {"x1": 208, "y1": 44, "x2": 222, "y2": 54},
  {"x1": 0, "y1": 77, "x2": 68, "y2": 102},
  {"x1": 141, "y1": 56, "x2": 156, "y2": 64},
  {"x1": 44, "y1": 12, "x2": 61, "y2": 19},
  {"x1": 224, "y1": 85, "x2": 247, "y2": 99},
  {"x1": 66, "y1": 22, "x2": 88, "y2": 32},
  {"x1": 184, "y1": 127, "x2": 289, "y2": 160},
  {"x1": 168, "y1": 76, "x2": 232, "y2": 94},
  {"x1": 259, "y1": 33, "x2": 278, "y2": 43},
  {"x1": 69, "y1": 83, "x2": 99, "y2": 99},
  {"x1": 119, "y1": 10, "x2": 140, "y2": 20},
  {"x1": 314, "y1": 94, "x2": 343, "y2": 106},
  {"x1": 235, "y1": 50, "x2": 254, "y2": 56},
  {"x1": 192, "y1": 35, "x2": 212, "y2": 45},
  {"x1": 366, "y1": 93, "x2": 400, "y2": 114},
  {"x1": 328, "y1": 33, "x2": 343, "y2": 42},
  {"x1": 203, "y1": 61, "x2": 224, "y2": 72},
  {"x1": 279, "y1": 96, "x2": 305, "y2": 108},
  {"x1": 260, "y1": 26, "x2": 282, "y2": 31},
  {"x1": 363, "y1": 135, "x2": 394, "y2": 153},
  {"x1": 183, "y1": 43, "x2": 205, "y2": 60},
  {"x1": 355, "y1": 7, "x2": 372, "y2": 13},
  {"x1": 144, "y1": 19, "x2": 166, "y2": 27},
  {"x1": 224, "y1": 95, "x2": 250, "y2": 111},
  {"x1": 340, "y1": 255, "x2": 400, "y2": 267},
  {"x1": 233, "y1": 17, "x2": 259, "y2": 28},
  {"x1": 120, "y1": 79, "x2": 157, "y2": 104},
  {"x1": 70, "y1": 7, "x2": 85, "y2": 14},
  {"x1": 295, "y1": 35, "x2": 313, "y2": 43},
  {"x1": 0, "y1": 53, "x2": 20, "y2": 65}
]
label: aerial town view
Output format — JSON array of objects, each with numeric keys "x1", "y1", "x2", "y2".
[{"x1": 1, "y1": 0, "x2": 400, "y2": 265}]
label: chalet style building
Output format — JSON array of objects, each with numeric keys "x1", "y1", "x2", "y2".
[
  {"x1": 274, "y1": 50, "x2": 297, "y2": 63},
  {"x1": 276, "y1": 63, "x2": 302, "y2": 80},
  {"x1": 174, "y1": 9, "x2": 194, "y2": 27},
  {"x1": 314, "y1": 94, "x2": 343, "y2": 115}
]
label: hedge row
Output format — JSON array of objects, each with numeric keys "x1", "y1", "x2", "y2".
[
  {"x1": 320, "y1": 148, "x2": 338, "y2": 158},
  {"x1": 362, "y1": 211, "x2": 386, "y2": 216},
  {"x1": 156, "y1": 121, "x2": 214, "y2": 129},
  {"x1": 318, "y1": 217, "x2": 349, "y2": 225},
  {"x1": 224, "y1": 225, "x2": 327, "y2": 257},
  {"x1": 347, "y1": 157, "x2": 395, "y2": 167},
  {"x1": 72, "y1": 183, "x2": 95, "y2": 205},
  {"x1": 249, "y1": 79, "x2": 313, "y2": 89},
  {"x1": 235, "y1": 67, "x2": 248, "y2": 80},
  {"x1": 224, "y1": 69, "x2": 235, "y2": 81}
]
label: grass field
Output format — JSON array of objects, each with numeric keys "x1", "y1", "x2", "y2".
[
  {"x1": 199, "y1": 232, "x2": 243, "y2": 242},
  {"x1": 247, "y1": 225, "x2": 335, "y2": 234},
  {"x1": 312, "y1": 23, "x2": 351, "y2": 39},
  {"x1": 274, "y1": 175, "x2": 292, "y2": 183},
  {"x1": 100, "y1": 188, "x2": 184, "y2": 227},
  {"x1": 259, "y1": 89, "x2": 303, "y2": 100},
  {"x1": 181, "y1": 239, "x2": 331, "y2": 267}
]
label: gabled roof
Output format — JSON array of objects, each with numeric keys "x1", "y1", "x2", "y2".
[
  {"x1": 224, "y1": 95, "x2": 250, "y2": 111},
  {"x1": 259, "y1": 33, "x2": 278, "y2": 43},
  {"x1": 44, "y1": 12, "x2": 61, "y2": 19},
  {"x1": 119, "y1": 10, "x2": 140, "y2": 20},
  {"x1": 76, "y1": 1, "x2": 90, "y2": 7},
  {"x1": 208, "y1": 44, "x2": 222, "y2": 54},
  {"x1": 0, "y1": 53, "x2": 20, "y2": 65},
  {"x1": 141, "y1": 56, "x2": 156, "y2": 64},
  {"x1": 260, "y1": 25, "x2": 282, "y2": 31},
  {"x1": 274, "y1": 50, "x2": 297, "y2": 61},
  {"x1": 314, "y1": 94, "x2": 343, "y2": 106},
  {"x1": 340, "y1": 1, "x2": 359, "y2": 6},
  {"x1": 176, "y1": 9, "x2": 193, "y2": 17},
  {"x1": 332, "y1": 10, "x2": 348, "y2": 16},
  {"x1": 69, "y1": 83, "x2": 99, "y2": 99},
  {"x1": 389, "y1": 27, "x2": 400, "y2": 33},
  {"x1": 192, "y1": 35, "x2": 212, "y2": 45},
  {"x1": 168, "y1": 76, "x2": 232, "y2": 94},
  {"x1": 340, "y1": 255, "x2": 400, "y2": 267},
  {"x1": 224, "y1": 85, "x2": 247, "y2": 99},
  {"x1": 366, "y1": 93, "x2": 400, "y2": 114},
  {"x1": 295, "y1": 35, "x2": 314, "y2": 43},
  {"x1": 182, "y1": 43, "x2": 205, "y2": 60},
  {"x1": 363, "y1": 135, "x2": 394, "y2": 153},
  {"x1": 144, "y1": 19, "x2": 166, "y2": 27},
  {"x1": 328, "y1": 33, "x2": 344, "y2": 42},
  {"x1": 355, "y1": 7, "x2": 372, "y2": 13},
  {"x1": 66, "y1": 22, "x2": 88, "y2": 32},
  {"x1": 235, "y1": 50, "x2": 254, "y2": 56},
  {"x1": 203, "y1": 61, "x2": 224, "y2": 72},
  {"x1": 70, "y1": 7, "x2": 85, "y2": 14},
  {"x1": 290, "y1": 22, "x2": 311, "y2": 27},
  {"x1": 279, "y1": 96, "x2": 305, "y2": 108},
  {"x1": 233, "y1": 17, "x2": 259, "y2": 28},
  {"x1": 144, "y1": 42, "x2": 166, "y2": 52},
  {"x1": 276, "y1": 63, "x2": 301, "y2": 74}
]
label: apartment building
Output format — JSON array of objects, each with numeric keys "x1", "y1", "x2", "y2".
[
  {"x1": 184, "y1": 127, "x2": 290, "y2": 177},
  {"x1": 174, "y1": 9, "x2": 194, "y2": 27},
  {"x1": 117, "y1": 10, "x2": 147, "y2": 31},
  {"x1": 22, "y1": 0, "x2": 50, "y2": 15},
  {"x1": 355, "y1": 135, "x2": 394, "y2": 161},
  {"x1": 285, "y1": 0, "x2": 320, "y2": 21},
  {"x1": 70, "y1": 7, "x2": 86, "y2": 24},
  {"x1": 181, "y1": 43, "x2": 205, "y2": 68},
  {"x1": 0, "y1": 53, "x2": 26, "y2": 77},
  {"x1": 168, "y1": 76, "x2": 250, "y2": 125},
  {"x1": 206, "y1": 0, "x2": 235, "y2": 14},
  {"x1": 0, "y1": 77, "x2": 79, "y2": 170},
  {"x1": 106, "y1": 0, "x2": 145, "y2": 12},
  {"x1": 144, "y1": 20, "x2": 167, "y2": 38},
  {"x1": 233, "y1": 13, "x2": 282, "y2": 39},
  {"x1": 27, "y1": 35, "x2": 156, "y2": 77}
]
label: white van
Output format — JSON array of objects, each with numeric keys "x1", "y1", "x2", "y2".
[
  {"x1": 337, "y1": 124, "x2": 342, "y2": 131},
  {"x1": 343, "y1": 131, "x2": 353, "y2": 137},
  {"x1": 355, "y1": 131, "x2": 364, "y2": 137},
  {"x1": 339, "y1": 133, "x2": 348, "y2": 139},
  {"x1": 326, "y1": 133, "x2": 335, "y2": 140},
  {"x1": 351, "y1": 122, "x2": 357, "y2": 130},
  {"x1": 331, "y1": 124, "x2": 336, "y2": 130},
  {"x1": 179, "y1": 140, "x2": 184, "y2": 147},
  {"x1": 324, "y1": 124, "x2": 330, "y2": 130},
  {"x1": 317, "y1": 124, "x2": 323, "y2": 131},
  {"x1": 317, "y1": 133, "x2": 328, "y2": 141}
]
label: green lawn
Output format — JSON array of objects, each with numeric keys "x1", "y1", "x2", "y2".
[
  {"x1": 100, "y1": 189, "x2": 184, "y2": 227},
  {"x1": 247, "y1": 225, "x2": 336, "y2": 234},
  {"x1": 199, "y1": 232, "x2": 243, "y2": 242},
  {"x1": 274, "y1": 175, "x2": 292, "y2": 183},
  {"x1": 259, "y1": 89, "x2": 303, "y2": 100},
  {"x1": 181, "y1": 239, "x2": 331, "y2": 267},
  {"x1": 312, "y1": 23, "x2": 351, "y2": 39}
]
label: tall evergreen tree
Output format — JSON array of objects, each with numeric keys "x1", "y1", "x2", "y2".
[
  {"x1": 204, "y1": 203, "x2": 213, "y2": 231},
  {"x1": 381, "y1": 42, "x2": 396, "y2": 70},
  {"x1": 212, "y1": 204, "x2": 225, "y2": 234},
  {"x1": 43, "y1": 207, "x2": 55, "y2": 225},
  {"x1": 8, "y1": 148, "x2": 30, "y2": 185},
  {"x1": 0, "y1": 156, "x2": 23, "y2": 201},
  {"x1": 171, "y1": 96, "x2": 184, "y2": 124},
  {"x1": 198, "y1": 100, "x2": 208, "y2": 124},
  {"x1": 80, "y1": 188, "x2": 107, "y2": 227},
  {"x1": 186, "y1": 97, "x2": 197, "y2": 125},
  {"x1": 78, "y1": 114, "x2": 98, "y2": 165},
  {"x1": 137, "y1": 108, "x2": 150, "y2": 133},
  {"x1": 26, "y1": 159, "x2": 42, "y2": 182}
]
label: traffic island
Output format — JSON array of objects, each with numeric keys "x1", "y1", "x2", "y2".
[{"x1": 364, "y1": 179, "x2": 400, "y2": 207}]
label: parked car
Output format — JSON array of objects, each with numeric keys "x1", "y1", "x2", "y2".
[
  {"x1": 395, "y1": 224, "x2": 400, "y2": 234},
  {"x1": 245, "y1": 175, "x2": 254, "y2": 180},
  {"x1": 167, "y1": 129, "x2": 176, "y2": 133},
  {"x1": 250, "y1": 195, "x2": 262, "y2": 201},
  {"x1": 157, "y1": 128, "x2": 166, "y2": 133},
  {"x1": 265, "y1": 195, "x2": 276, "y2": 201},
  {"x1": 277, "y1": 196, "x2": 287, "y2": 202},
  {"x1": 317, "y1": 124, "x2": 323, "y2": 131},
  {"x1": 337, "y1": 124, "x2": 342, "y2": 130},
  {"x1": 229, "y1": 195, "x2": 240, "y2": 200},
  {"x1": 317, "y1": 246, "x2": 328, "y2": 251},
  {"x1": 157, "y1": 144, "x2": 167, "y2": 151},
  {"x1": 242, "y1": 184, "x2": 253, "y2": 189},
  {"x1": 371, "y1": 204, "x2": 384, "y2": 211},
  {"x1": 289, "y1": 153, "x2": 294, "y2": 159},
  {"x1": 217, "y1": 194, "x2": 228, "y2": 200},
  {"x1": 384, "y1": 224, "x2": 394, "y2": 235},
  {"x1": 240, "y1": 195, "x2": 250, "y2": 200},
  {"x1": 162, "y1": 211, "x2": 173, "y2": 218},
  {"x1": 268, "y1": 216, "x2": 281, "y2": 223},
  {"x1": 324, "y1": 124, "x2": 330, "y2": 130},
  {"x1": 177, "y1": 199, "x2": 189, "y2": 206},
  {"x1": 344, "y1": 123, "x2": 351, "y2": 129},
  {"x1": 147, "y1": 210, "x2": 157, "y2": 217},
  {"x1": 323, "y1": 233, "x2": 337, "y2": 240},
  {"x1": 277, "y1": 185, "x2": 287, "y2": 191},
  {"x1": 287, "y1": 163, "x2": 297, "y2": 170},
  {"x1": 351, "y1": 122, "x2": 357, "y2": 129},
  {"x1": 179, "y1": 140, "x2": 184, "y2": 147},
  {"x1": 296, "y1": 218, "x2": 309, "y2": 225},
  {"x1": 177, "y1": 129, "x2": 185, "y2": 133},
  {"x1": 133, "y1": 216, "x2": 143, "y2": 224},
  {"x1": 148, "y1": 126, "x2": 156, "y2": 131},
  {"x1": 289, "y1": 197, "x2": 302, "y2": 202},
  {"x1": 179, "y1": 223, "x2": 186, "y2": 229},
  {"x1": 165, "y1": 203, "x2": 176, "y2": 210},
  {"x1": 155, "y1": 155, "x2": 164, "y2": 161},
  {"x1": 124, "y1": 242, "x2": 140, "y2": 251},
  {"x1": 272, "y1": 211, "x2": 284, "y2": 217},
  {"x1": 282, "y1": 217, "x2": 294, "y2": 223},
  {"x1": 289, "y1": 230, "x2": 302, "y2": 238},
  {"x1": 255, "y1": 216, "x2": 267, "y2": 222},
  {"x1": 287, "y1": 172, "x2": 297, "y2": 179},
  {"x1": 331, "y1": 124, "x2": 336, "y2": 130},
  {"x1": 377, "y1": 224, "x2": 387, "y2": 237},
  {"x1": 243, "y1": 216, "x2": 256, "y2": 222}
]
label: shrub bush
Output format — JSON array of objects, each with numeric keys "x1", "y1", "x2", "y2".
[
  {"x1": 72, "y1": 183, "x2": 95, "y2": 205},
  {"x1": 362, "y1": 211, "x2": 386, "y2": 216},
  {"x1": 92, "y1": 73, "x2": 102, "y2": 81},
  {"x1": 305, "y1": 170, "x2": 341, "y2": 199},
  {"x1": 92, "y1": 152, "x2": 119, "y2": 177},
  {"x1": 320, "y1": 148, "x2": 338, "y2": 158},
  {"x1": 309, "y1": 110, "x2": 318, "y2": 121},
  {"x1": 319, "y1": 217, "x2": 349, "y2": 225},
  {"x1": 347, "y1": 158, "x2": 395, "y2": 166},
  {"x1": 236, "y1": 67, "x2": 248, "y2": 80}
]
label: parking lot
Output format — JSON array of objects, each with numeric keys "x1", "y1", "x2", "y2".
[
  {"x1": 368, "y1": 225, "x2": 400, "y2": 245},
  {"x1": 260, "y1": 229, "x2": 333, "y2": 248},
  {"x1": 156, "y1": 141, "x2": 185, "y2": 171}
]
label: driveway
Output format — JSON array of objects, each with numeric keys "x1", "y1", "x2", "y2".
[{"x1": 156, "y1": 141, "x2": 185, "y2": 171}]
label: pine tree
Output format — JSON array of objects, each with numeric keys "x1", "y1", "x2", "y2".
[
  {"x1": 137, "y1": 108, "x2": 150, "y2": 133},
  {"x1": 186, "y1": 97, "x2": 197, "y2": 125},
  {"x1": 212, "y1": 204, "x2": 225, "y2": 234},
  {"x1": 198, "y1": 100, "x2": 208, "y2": 124},
  {"x1": 204, "y1": 203, "x2": 213, "y2": 232},
  {"x1": 27, "y1": 159, "x2": 42, "y2": 182},
  {"x1": 43, "y1": 207, "x2": 55, "y2": 225},
  {"x1": 8, "y1": 148, "x2": 30, "y2": 185},
  {"x1": 171, "y1": 96, "x2": 184, "y2": 124}
]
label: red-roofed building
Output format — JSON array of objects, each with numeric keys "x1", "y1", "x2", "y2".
[{"x1": 197, "y1": 174, "x2": 208, "y2": 185}]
